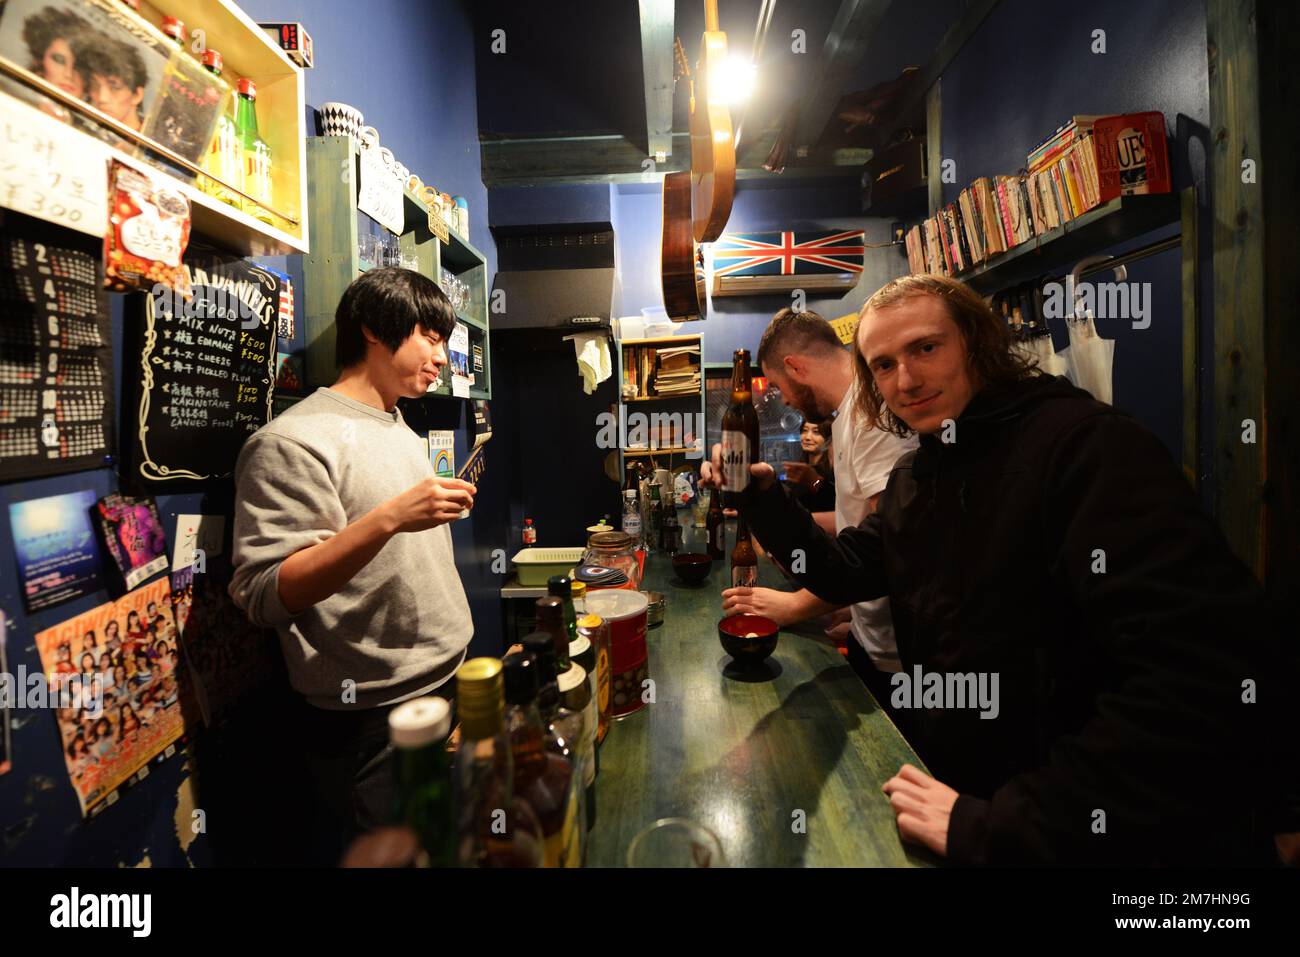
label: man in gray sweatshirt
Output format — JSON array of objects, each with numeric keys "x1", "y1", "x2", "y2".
[{"x1": 230, "y1": 267, "x2": 477, "y2": 861}]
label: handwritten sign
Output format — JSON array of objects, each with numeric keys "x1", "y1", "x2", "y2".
[
  {"x1": 357, "y1": 146, "x2": 404, "y2": 235},
  {"x1": 427, "y1": 204, "x2": 448, "y2": 243},
  {"x1": 129, "y1": 249, "x2": 281, "y2": 482},
  {"x1": 0, "y1": 95, "x2": 108, "y2": 237}
]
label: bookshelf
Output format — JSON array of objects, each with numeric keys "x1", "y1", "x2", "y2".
[
  {"x1": 615, "y1": 333, "x2": 706, "y2": 481},
  {"x1": 957, "y1": 194, "x2": 1181, "y2": 293}
]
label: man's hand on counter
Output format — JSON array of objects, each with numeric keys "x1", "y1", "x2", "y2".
[
  {"x1": 700, "y1": 443, "x2": 778, "y2": 494},
  {"x1": 382, "y1": 476, "x2": 477, "y2": 533},
  {"x1": 882, "y1": 764, "x2": 958, "y2": 858}
]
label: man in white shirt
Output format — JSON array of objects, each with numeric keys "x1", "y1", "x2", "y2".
[{"x1": 722, "y1": 308, "x2": 917, "y2": 716}]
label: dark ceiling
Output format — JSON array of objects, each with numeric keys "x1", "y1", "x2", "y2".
[{"x1": 471, "y1": 0, "x2": 974, "y2": 185}]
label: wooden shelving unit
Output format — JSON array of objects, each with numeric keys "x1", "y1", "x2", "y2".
[
  {"x1": 615, "y1": 333, "x2": 705, "y2": 481},
  {"x1": 0, "y1": 0, "x2": 309, "y2": 255},
  {"x1": 301, "y1": 136, "x2": 490, "y2": 399}
]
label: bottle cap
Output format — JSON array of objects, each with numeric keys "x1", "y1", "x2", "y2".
[
  {"x1": 521, "y1": 633, "x2": 557, "y2": 683},
  {"x1": 576, "y1": 614, "x2": 603, "y2": 630},
  {"x1": 161, "y1": 15, "x2": 185, "y2": 41},
  {"x1": 201, "y1": 50, "x2": 222, "y2": 72},
  {"x1": 388, "y1": 696, "x2": 450, "y2": 748},
  {"x1": 501, "y1": 651, "x2": 538, "y2": 706},
  {"x1": 455, "y1": 658, "x2": 503, "y2": 733},
  {"x1": 570, "y1": 581, "x2": 587, "y2": 598},
  {"x1": 238, "y1": 78, "x2": 256, "y2": 97},
  {"x1": 547, "y1": 575, "x2": 573, "y2": 598}
]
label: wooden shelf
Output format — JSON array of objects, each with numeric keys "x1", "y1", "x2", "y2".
[
  {"x1": 624, "y1": 393, "x2": 701, "y2": 402},
  {"x1": 303, "y1": 136, "x2": 490, "y2": 398},
  {"x1": 622, "y1": 447, "x2": 700, "y2": 455},
  {"x1": 620, "y1": 335, "x2": 703, "y2": 347},
  {"x1": 957, "y1": 194, "x2": 1180, "y2": 293}
]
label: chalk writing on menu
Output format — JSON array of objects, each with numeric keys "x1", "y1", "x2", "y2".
[
  {"x1": 0, "y1": 95, "x2": 108, "y2": 237},
  {"x1": 133, "y1": 252, "x2": 280, "y2": 481}
]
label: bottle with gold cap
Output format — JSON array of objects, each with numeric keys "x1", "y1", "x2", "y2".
[
  {"x1": 453, "y1": 657, "x2": 543, "y2": 868},
  {"x1": 199, "y1": 50, "x2": 239, "y2": 207},
  {"x1": 570, "y1": 579, "x2": 587, "y2": 616},
  {"x1": 388, "y1": 696, "x2": 454, "y2": 868}
]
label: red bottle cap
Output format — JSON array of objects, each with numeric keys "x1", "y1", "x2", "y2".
[
  {"x1": 201, "y1": 50, "x2": 222, "y2": 72},
  {"x1": 238, "y1": 79, "x2": 256, "y2": 98},
  {"x1": 161, "y1": 15, "x2": 185, "y2": 41}
]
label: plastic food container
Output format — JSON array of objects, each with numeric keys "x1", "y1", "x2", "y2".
[
  {"x1": 584, "y1": 589, "x2": 649, "y2": 718},
  {"x1": 511, "y1": 547, "x2": 585, "y2": 587}
]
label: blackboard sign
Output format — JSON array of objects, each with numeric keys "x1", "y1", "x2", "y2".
[{"x1": 129, "y1": 250, "x2": 280, "y2": 482}]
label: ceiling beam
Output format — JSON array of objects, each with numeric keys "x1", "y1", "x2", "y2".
[
  {"x1": 638, "y1": 0, "x2": 676, "y2": 160},
  {"x1": 875, "y1": 0, "x2": 1002, "y2": 148},
  {"x1": 791, "y1": 0, "x2": 894, "y2": 152},
  {"x1": 479, "y1": 132, "x2": 862, "y2": 187}
]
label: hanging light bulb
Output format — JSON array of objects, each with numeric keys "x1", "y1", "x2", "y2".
[{"x1": 710, "y1": 55, "x2": 756, "y2": 106}]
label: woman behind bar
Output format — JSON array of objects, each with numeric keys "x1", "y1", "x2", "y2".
[
  {"x1": 703, "y1": 273, "x2": 1297, "y2": 866},
  {"x1": 783, "y1": 416, "x2": 836, "y2": 514}
]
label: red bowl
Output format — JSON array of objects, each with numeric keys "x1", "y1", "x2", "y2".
[{"x1": 718, "y1": 614, "x2": 779, "y2": 665}]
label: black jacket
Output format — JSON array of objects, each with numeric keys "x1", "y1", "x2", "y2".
[{"x1": 741, "y1": 374, "x2": 1290, "y2": 865}]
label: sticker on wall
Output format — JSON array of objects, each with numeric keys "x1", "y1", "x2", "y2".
[{"x1": 8, "y1": 490, "x2": 104, "y2": 614}]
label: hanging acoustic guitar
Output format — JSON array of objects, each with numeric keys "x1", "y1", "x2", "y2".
[
  {"x1": 689, "y1": 0, "x2": 736, "y2": 243},
  {"x1": 659, "y1": 6, "x2": 736, "y2": 323}
]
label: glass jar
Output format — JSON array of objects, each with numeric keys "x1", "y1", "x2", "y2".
[{"x1": 582, "y1": 531, "x2": 642, "y2": 591}]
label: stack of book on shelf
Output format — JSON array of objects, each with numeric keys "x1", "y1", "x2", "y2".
[
  {"x1": 651, "y1": 344, "x2": 701, "y2": 396},
  {"x1": 901, "y1": 112, "x2": 1169, "y2": 280}
]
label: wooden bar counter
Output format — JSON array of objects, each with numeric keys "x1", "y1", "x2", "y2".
[{"x1": 584, "y1": 524, "x2": 938, "y2": 868}]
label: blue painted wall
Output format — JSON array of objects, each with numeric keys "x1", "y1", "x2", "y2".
[
  {"x1": 0, "y1": 0, "x2": 497, "y2": 866},
  {"x1": 937, "y1": 0, "x2": 1209, "y2": 463}
]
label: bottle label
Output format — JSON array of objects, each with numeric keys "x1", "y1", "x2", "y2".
[
  {"x1": 732, "y1": 564, "x2": 758, "y2": 588},
  {"x1": 721, "y1": 430, "x2": 750, "y2": 493},
  {"x1": 523, "y1": 527, "x2": 536, "y2": 544},
  {"x1": 622, "y1": 515, "x2": 640, "y2": 536}
]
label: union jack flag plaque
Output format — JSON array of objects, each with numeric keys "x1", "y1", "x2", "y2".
[{"x1": 710, "y1": 229, "x2": 866, "y2": 297}]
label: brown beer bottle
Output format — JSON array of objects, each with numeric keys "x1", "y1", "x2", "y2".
[
  {"x1": 706, "y1": 491, "x2": 725, "y2": 560},
  {"x1": 720, "y1": 349, "x2": 760, "y2": 507},
  {"x1": 731, "y1": 516, "x2": 758, "y2": 588}
]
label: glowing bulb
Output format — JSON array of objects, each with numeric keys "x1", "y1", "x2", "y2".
[{"x1": 710, "y1": 56, "x2": 755, "y2": 106}]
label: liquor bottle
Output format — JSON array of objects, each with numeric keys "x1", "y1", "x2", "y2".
[
  {"x1": 557, "y1": 662, "x2": 595, "y2": 837},
  {"x1": 547, "y1": 575, "x2": 579, "y2": 647},
  {"x1": 721, "y1": 349, "x2": 760, "y2": 507},
  {"x1": 577, "y1": 614, "x2": 612, "y2": 746},
  {"x1": 646, "y1": 481, "x2": 663, "y2": 554},
  {"x1": 706, "y1": 491, "x2": 726, "y2": 561},
  {"x1": 731, "y1": 515, "x2": 758, "y2": 588},
  {"x1": 388, "y1": 696, "x2": 454, "y2": 868},
  {"x1": 199, "y1": 50, "x2": 240, "y2": 207},
  {"x1": 513, "y1": 638, "x2": 584, "y2": 867},
  {"x1": 534, "y1": 596, "x2": 572, "y2": 672},
  {"x1": 660, "y1": 499, "x2": 680, "y2": 555},
  {"x1": 453, "y1": 657, "x2": 544, "y2": 867},
  {"x1": 522, "y1": 518, "x2": 537, "y2": 546},
  {"x1": 234, "y1": 79, "x2": 274, "y2": 222},
  {"x1": 568, "y1": 629, "x2": 602, "y2": 772},
  {"x1": 621, "y1": 488, "x2": 641, "y2": 547}
]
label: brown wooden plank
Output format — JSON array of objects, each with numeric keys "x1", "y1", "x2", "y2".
[{"x1": 1205, "y1": 0, "x2": 1266, "y2": 576}]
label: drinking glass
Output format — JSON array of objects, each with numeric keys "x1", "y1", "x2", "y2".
[{"x1": 626, "y1": 818, "x2": 726, "y2": 868}]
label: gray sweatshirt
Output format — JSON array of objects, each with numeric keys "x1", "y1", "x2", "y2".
[{"x1": 229, "y1": 387, "x2": 472, "y2": 709}]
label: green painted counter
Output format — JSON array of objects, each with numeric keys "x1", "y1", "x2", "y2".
[{"x1": 583, "y1": 525, "x2": 938, "y2": 868}]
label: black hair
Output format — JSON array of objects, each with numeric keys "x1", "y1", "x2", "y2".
[
  {"x1": 334, "y1": 267, "x2": 457, "y2": 368},
  {"x1": 22, "y1": 5, "x2": 89, "y2": 71},
  {"x1": 79, "y1": 35, "x2": 148, "y2": 94}
]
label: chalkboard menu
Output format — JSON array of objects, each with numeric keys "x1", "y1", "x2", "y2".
[
  {"x1": 128, "y1": 248, "x2": 281, "y2": 482},
  {"x1": 0, "y1": 214, "x2": 113, "y2": 481}
]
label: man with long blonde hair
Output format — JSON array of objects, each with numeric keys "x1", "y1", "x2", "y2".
[{"x1": 703, "y1": 274, "x2": 1292, "y2": 866}]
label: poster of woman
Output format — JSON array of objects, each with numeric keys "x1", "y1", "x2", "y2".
[{"x1": 34, "y1": 576, "x2": 191, "y2": 815}]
